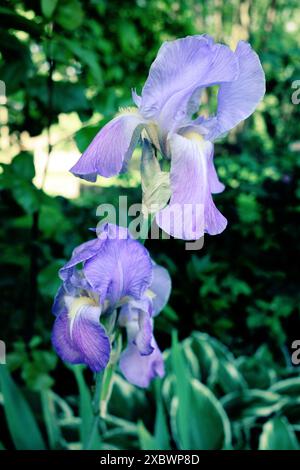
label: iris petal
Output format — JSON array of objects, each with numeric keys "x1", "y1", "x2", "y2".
[
  {"x1": 119, "y1": 339, "x2": 164, "y2": 388},
  {"x1": 156, "y1": 133, "x2": 227, "y2": 239},
  {"x1": 52, "y1": 303, "x2": 110, "y2": 372},
  {"x1": 202, "y1": 41, "x2": 265, "y2": 140},
  {"x1": 149, "y1": 264, "x2": 172, "y2": 316},
  {"x1": 140, "y1": 35, "x2": 238, "y2": 130},
  {"x1": 84, "y1": 233, "x2": 152, "y2": 305},
  {"x1": 71, "y1": 111, "x2": 145, "y2": 180}
]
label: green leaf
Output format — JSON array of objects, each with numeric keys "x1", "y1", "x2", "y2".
[
  {"x1": 171, "y1": 380, "x2": 232, "y2": 450},
  {"x1": 171, "y1": 332, "x2": 231, "y2": 450},
  {"x1": 41, "y1": 0, "x2": 58, "y2": 18},
  {"x1": 56, "y1": 0, "x2": 84, "y2": 31},
  {"x1": 270, "y1": 378, "x2": 300, "y2": 397},
  {"x1": 222, "y1": 389, "x2": 287, "y2": 421},
  {"x1": 38, "y1": 260, "x2": 64, "y2": 298},
  {"x1": 41, "y1": 390, "x2": 61, "y2": 449},
  {"x1": 154, "y1": 380, "x2": 171, "y2": 450},
  {"x1": 72, "y1": 366, "x2": 100, "y2": 450},
  {"x1": 259, "y1": 417, "x2": 299, "y2": 450},
  {"x1": 11, "y1": 152, "x2": 35, "y2": 180},
  {"x1": 0, "y1": 365, "x2": 46, "y2": 449},
  {"x1": 137, "y1": 421, "x2": 156, "y2": 450}
]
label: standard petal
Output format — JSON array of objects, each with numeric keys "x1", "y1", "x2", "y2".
[
  {"x1": 119, "y1": 339, "x2": 164, "y2": 388},
  {"x1": 59, "y1": 238, "x2": 105, "y2": 282},
  {"x1": 148, "y1": 264, "x2": 172, "y2": 316},
  {"x1": 204, "y1": 41, "x2": 265, "y2": 140},
  {"x1": 156, "y1": 133, "x2": 227, "y2": 239},
  {"x1": 140, "y1": 35, "x2": 238, "y2": 129},
  {"x1": 71, "y1": 111, "x2": 145, "y2": 179},
  {"x1": 84, "y1": 234, "x2": 153, "y2": 305}
]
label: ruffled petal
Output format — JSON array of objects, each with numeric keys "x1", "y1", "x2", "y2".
[
  {"x1": 203, "y1": 41, "x2": 265, "y2": 140},
  {"x1": 148, "y1": 264, "x2": 172, "y2": 316},
  {"x1": 84, "y1": 230, "x2": 153, "y2": 305},
  {"x1": 156, "y1": 133, "x2": 227, "y2": 239},
  {"x1": 71, "y1": 111, "x2": 145, "y2": 180},
  {"x1": 119, "y1": 339, "x2": 164, "y2": 388},
  {"x1": 140, "y1": 35, "x2": 238, "y2": 130}
]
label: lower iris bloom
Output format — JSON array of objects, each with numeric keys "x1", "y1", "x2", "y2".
[
  {"x1": 71, "y1": 35, "x2": 265, "y2": 240},
  {"x1": 52, "y1": 224, "x2": 171, "y2": 388}
]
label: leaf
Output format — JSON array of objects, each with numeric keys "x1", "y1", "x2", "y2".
[
  {"x1": 270, "y1": 377, "x2": 300, "y2": 397},
  {"x1": 137, "y1": 421, "x2": 156, "y2": 450},
  {"x1": 56, "y1": 0, "x2": 84, "y2": 31},
  {"x1": 41, "y1": 390, "x2": 61, "y2": 449},
  {"x1": 259, "y1": 417, "x2": 299, "y2": 450},
  {"x1": 41, "y1": 0, "x2": 58, "y2": 18},
  {"x1": 171, "y1": 379, "x2": 232, "y2": 450},
  {"x1": 38, "y1": 260, "x2": 65, "y2": 298},
  {"x1": 11, "y1": 152, "x2": 35, "y2": 180},
  {"x1": 154, "y1": 380, "x2": 171, "y2": 450},
  {"x1": 72, "y1": 366, "x2": 100, "y2": 450},
  {"x1": 171, "y1": 331, "x2": 231, "y2": 450},
  {"x1": 0, "y1": 365, "x2": 46, "y2": 450},
  {"x1": 222, "y1": 390, "x2": 287, "y2": 421}
]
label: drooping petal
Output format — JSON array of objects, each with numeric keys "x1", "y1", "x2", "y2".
[
  {"x1": 52, "y1": 302, "x2": 110, "y2": 372},
  {"x1": 156, "y1": 133, "x2": 227, "y2": 240},
  {"x1": 140, "y1": 35, "x2": 238, "y2": 130},
  {"x1": 119, "y1": 339, "x2": 164, "y2": 388},
  {"x1": 207, "y1": 147, "x2": 225, "y2": 194},
  {"x1": 52, "y1": 308, "x2": 84, "y2": 365},
  {"x1": 71, "y1": 111, "x2": 145, "y2": 180},
  {"x1": 70, "y1": 305, "x2": 110, "y2": 372},
  {"x1": 84, "y1": 232, "x2": 153, "y2": 305},
  {"x1": 148, "y1": 264, "x2": 172, "y2": 316},
  {"x1": 203, "y1": 41, "x2": 265, "y2": 140}
]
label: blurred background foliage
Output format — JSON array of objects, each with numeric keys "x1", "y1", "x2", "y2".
[{"x1": 0, "y1": 0, "x2": 300, "y2": 450}]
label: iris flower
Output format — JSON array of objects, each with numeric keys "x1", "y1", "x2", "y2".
[
  {"x1": 52, "y1": 223, "x2": 171, "y2": 387},
  {"x1": 71, "y1": 35, "x2": 265, "y2": 240}
]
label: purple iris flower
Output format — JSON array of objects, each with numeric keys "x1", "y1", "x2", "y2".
[
  {"x1": 52, "y1": 223, "x2": 171, "y2": 388},
  {"x1": 71, "y1": 35, "x2": 265, "y2": 240}
]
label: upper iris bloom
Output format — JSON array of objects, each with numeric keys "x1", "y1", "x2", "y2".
[
  {"x1": 71, "y1": 35, "x2": 265, "y2": 240},
  {"x1": 52, "y1": 223, "x2": 171, "y2": 388}
]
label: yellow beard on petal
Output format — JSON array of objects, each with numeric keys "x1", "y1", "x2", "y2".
[
  {"x1": 67, "y1": 296, "x2": 97, "y2": 321},
  {"x1": 117, "y1": 106, "x2": 139, "y2": 116},
  {"x1": 183, "y1": 131, "x2": 204, "y2": 143}
]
